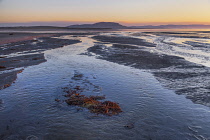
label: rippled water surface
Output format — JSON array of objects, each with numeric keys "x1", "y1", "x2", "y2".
[{"x1": 1, "y1": 31, "x2": 210, "y2": 140}]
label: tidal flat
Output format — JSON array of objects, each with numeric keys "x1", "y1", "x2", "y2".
[{"x1": 1, "y1": 29, "x2": 210, "y2": 140}]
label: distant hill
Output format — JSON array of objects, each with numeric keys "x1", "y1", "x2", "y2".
[
  {"x1": 1, "y1": 22, "x2": 210, "y2": 30},
  {"x1": 67, "y1": 22, "x2": 210, "y2": 29},
  {"x1": 67, "y1": 22, "x2": 128, "y2": 29}
]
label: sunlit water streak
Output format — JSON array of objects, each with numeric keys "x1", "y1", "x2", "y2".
[
  {"x1": 1, "y1": 35, "x2": 210, "y2": 140},
  {"x1": 153, "y1": 37, "x2": 210, "y2": 67},
  {"x1": 128, "y1": 32, "x2": 210, "y2": 68}
]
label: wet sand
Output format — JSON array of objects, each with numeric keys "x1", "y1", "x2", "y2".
[
  {"x1": 87, "y1": 44, "x2": 190, "y2": 69},
  {"x1": 0, "y1": 33, "x2": 55, "y2": 45},
  {"x1": 88, "y1": 34, "x2": 210, "y2": 107},
  {"x1": 141, "y1": 31, "x2": 210, "y2": 39},
  {"x1": 1, "y1": 31, "x2": 210, "y2": 105},
  {"x1": 1, "y1": 30, "x2": 210, "y2": 139},
  {"x1": 0, "y1": 32, "x2": 82, "y2": 89},
  {"x1": 92, "y1": 35, "x2": 156, "y2": 47}
]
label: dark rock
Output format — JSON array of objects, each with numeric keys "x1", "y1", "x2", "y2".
[{"x1": 124, "y1": 123, "x2": 134, "y2": 129}]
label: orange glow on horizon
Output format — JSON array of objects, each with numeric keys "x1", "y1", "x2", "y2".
[
  {"x1": 1, "y1": 0, "x2": 210, "y2": 26},
  {"x1": 1, "y1": 13, "x2": 210, "y2": 26}
]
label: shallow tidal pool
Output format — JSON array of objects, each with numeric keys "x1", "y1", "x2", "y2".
[{"x1": 1, "y1": 35, "x2": 210, "y2": 140}]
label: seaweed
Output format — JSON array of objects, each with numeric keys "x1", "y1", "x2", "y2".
[
  {"x1": 0, "y1": 66, "x2": 6, "y2": 69},
  {"x1": 90, "y1": 101, "x2": 122, "y2": 116},
  {"x1": 62, "y1": 85, "x2": 122, "y2": 116},
  {"x1": 57, "y1": 71, "x2": 122, "y2": 116}
]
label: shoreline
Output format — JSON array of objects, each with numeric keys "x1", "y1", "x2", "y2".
[
  {"x1": 1, "y1": 30, "x2": 210, "y2": 139},
  {"x1": 0, "y1": 33, "x2": 55, "y2": 45},
  {"x1": 88, "y1": 34, "x2": 210, "y2": 107},
  {"x1": 0, "y1": 32, "x2": 82, "y2": 89},
  {"x1": 1, "y1": 30, "x2": 210, "y2": 107}
]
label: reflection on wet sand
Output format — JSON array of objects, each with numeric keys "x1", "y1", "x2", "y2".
[{"x1": 1, "y1": 30, "x2": 210, "y2": 139}]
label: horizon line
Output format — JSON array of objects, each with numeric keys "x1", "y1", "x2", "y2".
[{"x1": 1, "y1": 21, "x2": 210, "y2": 27}]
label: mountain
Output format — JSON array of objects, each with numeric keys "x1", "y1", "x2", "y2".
[
  {"x1": 1, "y1": 22, "x2": 210, "y2": 29},
  {"x1": 67, "y1": 22, "x2": 128, "y2": 29},
  {"x1": 67, "y1": 22, "x2": 210, "y2": 29}
]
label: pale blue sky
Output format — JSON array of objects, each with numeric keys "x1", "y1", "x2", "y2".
[{"x1": 1, "y1": 0, "x2": 210, "y2": 26}]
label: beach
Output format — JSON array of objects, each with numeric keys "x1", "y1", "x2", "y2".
[
  {"x1": 0, "y1": 32, "x2": 82, "y2": 89},
  {"x1": 1, "y1": 29, "x2": 210, "y2": 140}
]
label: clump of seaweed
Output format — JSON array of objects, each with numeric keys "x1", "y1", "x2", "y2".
[
  {"x1": 3, "y1": 84, "x2": 11, "y2": 89},
  {"x1": 63, "y1": 85, "x2": 122, "y2": 116},
  {"x1": 90, "y1": 101, "x2": 122, "y2": 116},
  {"x1": 57, "y1": 71, "x2": 122, "y2": 116},
  {"x1": 0, "y1": 66, "x2": 6, "y2": 69},
  {"x1": 71, "y1": 71, "x2": 84, "y2": 80}
]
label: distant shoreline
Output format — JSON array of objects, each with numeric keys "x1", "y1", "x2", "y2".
[
  {"x1": 0, "y1": 26, "x2": 114, "y2": 30},
  {"x1": 1, "y1": 23, "x2": 210, "y2": 30}
]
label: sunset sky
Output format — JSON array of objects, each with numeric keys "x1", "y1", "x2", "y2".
[{"x1": 0, "y1": 0, "x2": 210, "y2": 26}]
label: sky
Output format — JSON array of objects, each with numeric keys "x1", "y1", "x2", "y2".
[{"x1": 0, "y1": 0, "x2": 210, "y2": 26}]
